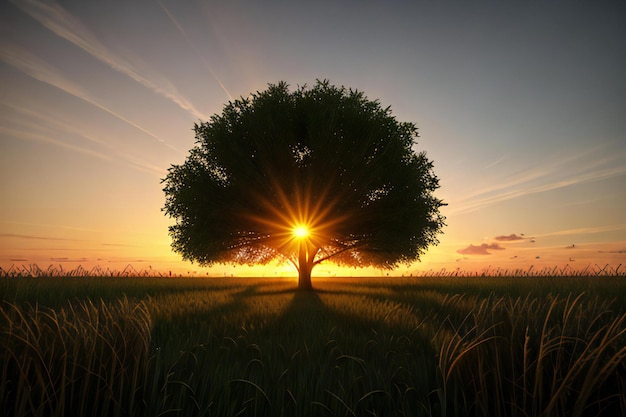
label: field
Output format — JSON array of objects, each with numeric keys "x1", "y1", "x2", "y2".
[{"x1": 1, "y1": 274, "x2": 625, "y2": 417}]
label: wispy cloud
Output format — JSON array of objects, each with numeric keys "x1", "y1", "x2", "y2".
[
  {"x1": 1, "y1": 101, "x2": 116, "y2": 162},
  {"x1": 0, "y1": 42, "x2": 178, "y2": 154},
  {"x1": 1, "y1": 101, "x2": 168, "y2": 177},
  {"x1": 535, "y1": 224, "x2": 626, "y2": 238},
  {"x1": 4, "y1": 102, "x2": 109, "y2": 147},
  {"x1": 448, "y1": 147, "x2": 626, "y2": 215},
  {"x1": 0, "y1": 125, "x2": 113, "y2": 162},
  {"x1": 2, "y1": 222, "x2": 101, "y2": 235},
  {"x1": 157, "y1": 0, "x2": 233, "y2": 102},
  {"x1": 0, "y1": 233, "x2": 83, "y2": 242},
  {"x1": 50, "y1": 257, "x2": 89, "y2": 262},
  {"x1": 457, "y1": 243, "x2": 505, "y2": 255},
  {"x1": 121, "y1": 155, "x2": 168, "y2": 177},
  {"x1": 483, "y1": 154, "x2": 509, "y2": 170},
  {"x1": 12, "y1": 0, "x2": 207, "y2": 120}
]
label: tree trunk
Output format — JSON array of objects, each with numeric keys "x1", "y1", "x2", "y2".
[
  {"x1": 298, "y1": 265, "x2": 313, "y2": 290},
  {"x1": 297, "y1": 242, "x2": 314, "y2": 290}
]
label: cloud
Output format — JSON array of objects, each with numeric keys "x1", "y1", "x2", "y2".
[
  {"x1": 538, "y1": 224, "x2": 626, "y2": 238},
  {"x1": 0, "y1": 125, "x2": 113, "y2": 162},
  {"x1": 457, "y1": 243, "x2": 505, "y2": 255},
  {"x1": 482, "y1": 154, "x2": 509, "y2": 170},
  {"x1": 50, "y1": 257, "x2": 89, "y2": 262},
  {"x1": 0, "y1": 42, "x2": 176, "y2": 151},
  {"x1": 0, "y1": 233, "x2": 82, "y2": 242},
  {"x1": 157, "y1": 0, "x2": 233, "y2": 101},
  {"x1": 495, "y1": 234, "x2": 525, "y2": 241},
  {"x1": 12, "y1": 0, "x2": 207, "y2": 120},
  {"x1": 2, "y1": 103, "x2": 167, "y2": 177},
  {"x1": 448, "y1": 147, "x2": 626, "y2": 215}
]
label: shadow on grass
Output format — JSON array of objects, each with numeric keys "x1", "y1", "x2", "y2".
[
  {"x1": 238, "y1": 287, "x2": 440, "y2": 416},
  {"x1": 5, "y1": 277, "x2": 625, "y2": 416}
]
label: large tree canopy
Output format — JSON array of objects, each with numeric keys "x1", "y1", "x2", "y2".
[{"x1": 162, "y1": 81, "x2": 445, "y2": 289}]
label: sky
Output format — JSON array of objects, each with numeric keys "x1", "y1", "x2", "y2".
[{"x1": 1, "y1": 0, "x2": 625, "y2": 277}]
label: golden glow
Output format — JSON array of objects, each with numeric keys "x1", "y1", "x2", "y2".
[{"x1": 292, "y1": 225, "x2": 310, "y2": 239}]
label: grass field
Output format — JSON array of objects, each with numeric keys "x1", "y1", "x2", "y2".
[{"x1": 1, "y1": 275, "x2": 625, "y2": 416}]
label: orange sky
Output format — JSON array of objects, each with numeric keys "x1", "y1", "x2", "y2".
[{"x1": 1, "y1": 1, "x2": 625, "y2": 277}]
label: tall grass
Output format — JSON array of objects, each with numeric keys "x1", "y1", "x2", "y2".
[
  {"x1": 434, "y1": 293, "x2": 626, "y2": 417},
  {"x1": 1, "y1": 275, "x2": 625, "y2": 416},
  {"x1": 1, "y1": 262, "x2": 624, "y2": 278},
  {"x1": 1, "y1": 297, "x2": 151, "y2": 417}
]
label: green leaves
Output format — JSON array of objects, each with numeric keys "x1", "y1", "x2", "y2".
[{"x1": 162, "y1": 80, "x2": 445, "y2": 272}]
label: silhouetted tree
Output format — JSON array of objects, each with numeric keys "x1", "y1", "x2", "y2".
[{"x1": 162, "y1": 81, "x2": 445, "y2": 290}]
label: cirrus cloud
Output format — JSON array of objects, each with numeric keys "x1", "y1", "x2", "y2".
[{"x1": 11, "y1": 0, "x2": 208, "y2": 120}]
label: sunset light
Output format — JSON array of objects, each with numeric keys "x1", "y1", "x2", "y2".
[
  {"x1": 0, "y1": 0, "x2": 624, "y2": 277},
  {"x1": 2, "y1": 3, "x2": 625, "y2": 415},
  {"x1": 292, "y1": 225, "x2": 310, "y2": 239}
]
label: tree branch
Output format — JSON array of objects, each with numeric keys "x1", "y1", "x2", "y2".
[{"x1": 313, "y1": 242, "x2": 366, "y2": 265}]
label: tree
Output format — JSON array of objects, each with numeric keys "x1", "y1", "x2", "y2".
[{"x1": 162, "y1": 81, "x2": 445, "y2": 290}]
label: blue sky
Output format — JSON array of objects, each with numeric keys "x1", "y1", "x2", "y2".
[{"x1": 1, "y1": 0, "x2": 625, "y2": 275}]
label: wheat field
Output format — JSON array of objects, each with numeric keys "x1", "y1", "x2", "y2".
[{"x1": 1, "y1": 274, "x2": 625, "y2": 416}]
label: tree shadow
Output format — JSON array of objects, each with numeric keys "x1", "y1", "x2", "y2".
[
  {"x1": 148, "y1": 280, "x2": 449, "y2": 415},
  {"x1": 240, "y1": 284, "x2": 441, "y2": 416},
  {"x1": 259, "y1": 289, "x2": 331, "y2": 341}
]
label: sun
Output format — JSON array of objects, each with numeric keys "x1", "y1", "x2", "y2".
[{"x1": 292, "y1": 225, "x2": 310, "y2": 239}]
